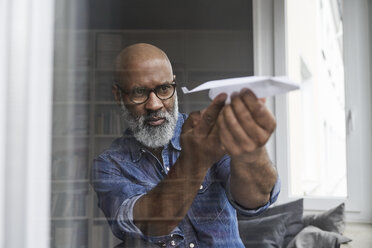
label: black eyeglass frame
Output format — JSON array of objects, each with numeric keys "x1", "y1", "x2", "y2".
[{"x1": 115, "y1": 80, "x2": 177, "y2": 104}]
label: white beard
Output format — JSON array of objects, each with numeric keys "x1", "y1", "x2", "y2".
[{"x1": 120, "y1": 96, "x2": 179, "y2": 148}]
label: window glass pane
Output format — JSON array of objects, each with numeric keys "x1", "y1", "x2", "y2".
[
  {"x1": 51, "y1": 1, "x2": 91, "y2": 247},
  {"x1": 51, "y1": 1, "x2": 254, "y2": 247},
  {"x1": 287, "y1": 0, "x2": 347, "y2": 197}
]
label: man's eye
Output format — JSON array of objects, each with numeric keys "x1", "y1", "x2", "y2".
[
  {"x1": 159, "y1": 85, "x2": 171, "y2": 93},
  {"x1": 132, "y1": 88, "x2": 146, "y2": 96}
]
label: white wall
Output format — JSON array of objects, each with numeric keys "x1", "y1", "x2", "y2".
[
  {"x1": 370, "y1": 0, "x2": 372, "y2": 76},
  {"x1": 343, "y1": 0, "x2": 372, "y2": 222}
]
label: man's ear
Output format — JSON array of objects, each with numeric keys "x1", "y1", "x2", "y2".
[{"x1": 112, "y1": 84, "x2": 121, "y2": 106}]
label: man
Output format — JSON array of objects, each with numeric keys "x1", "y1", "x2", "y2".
[{"x1": 91, "y1": 43, "x2": 280, "y2": 247}]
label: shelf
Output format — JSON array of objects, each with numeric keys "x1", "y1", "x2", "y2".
[
  {"x1": 52, "y1": 179, "x2": 90, "y2": 184},
  {"x1": 53, "y1": 135, "x2": 90, "y2": 139},
  {"x1": 53, "y1": 68, "x2": 92, "y2": 73},
  {"x1": 94, "y1": 101, "x2": 117, "y2": 105},
  {"x1": 93, "y1": 68, "x2": 116, "y2": 73},
  {"x1": 53, "y1": 101, "x2": 91, "y2": 105},
  {"x1": 93, "y1": 217, "x2": 107, "y2": 221},
  {"x1": 94, "y1": 134, "x2": 121, "y2": 138},
  {"x1": 52, "y1": 216, "x2": 89, "y2": 221}
]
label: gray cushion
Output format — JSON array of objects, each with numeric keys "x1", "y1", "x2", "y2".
[
  {"x1": 302, "y1": 203, "x2": 345, "y2": 234},
  {"x1": 238, "y1": 213, "x2": 290, "y2": 248},
  {"x1": 286, "y1": 225, "x2": 351, "y2": 248},
  {"x1": 238, "y1": 198, "x2": 304, "y2": 247}
]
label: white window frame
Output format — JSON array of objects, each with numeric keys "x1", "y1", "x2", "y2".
[
  {"x1": 253, "y1": 0, "x2": 372, "y2": 222},
  {"x1": 0, "y1": 0, "x2": 55, "y2": 247}
]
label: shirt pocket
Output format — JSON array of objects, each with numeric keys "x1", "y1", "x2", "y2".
[{"x1": 187, "y1": 175, "x2": 229, "y2": 225}]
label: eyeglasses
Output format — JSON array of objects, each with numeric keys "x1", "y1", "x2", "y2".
[{"x1": 116, "y1": 81, "x2": 177, "y2": 104}]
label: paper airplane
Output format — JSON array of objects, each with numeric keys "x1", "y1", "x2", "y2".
[{"x1": 181, "y1": 76, "x2": 300, "y2": 102}]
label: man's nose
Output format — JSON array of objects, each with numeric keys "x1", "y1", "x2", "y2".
[{"x1": 145, "y1": 92, "x2": 164, "y2": 111}]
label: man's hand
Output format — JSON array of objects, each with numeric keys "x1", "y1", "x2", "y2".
[
  {"x1": 217, "y1": 89, "x2": 275, "y2": 161},
  {"x1": 216, "y1": 88, "x2": 277, "y2": 209},
  {"x1": 133, "y1": 93, "x2": 227, "y2": 236},
  {"x1": 179, "y1": 93, "x2": 227, "y2": 175}
]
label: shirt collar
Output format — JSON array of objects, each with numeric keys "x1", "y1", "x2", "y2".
[{"x1": 169, "y1": 113, "x2": 183, "y2": 151}]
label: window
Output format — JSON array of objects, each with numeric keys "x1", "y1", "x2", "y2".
[
  {"x1": 264, "y1": 0, "x2": 372, "y2": 221},
  {"x1": 286, "y1": 0, "x2": 347, "y2": 198},
  {"x1": 2, "y1": 0, "x2": 371, "y2": 246}
]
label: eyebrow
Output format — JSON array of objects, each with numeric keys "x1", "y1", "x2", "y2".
[{"x1": 130, "y1": 81, "x2": 175, "y2": 90}]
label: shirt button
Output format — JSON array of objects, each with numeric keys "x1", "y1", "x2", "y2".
[
  {"x1": 199, "y1": 185, "x2": 203, "y2": 190},
  {"x1": 166, "y1": 166, "x2": 170, "y2": 171},
  {"x1": 170, "y1": 240, "x2": 176, "y2": 246},
  {"x1": 158, "y1": 242, "x2": 166, "y2": 247},
  {"x1": 189, "y1": 243, "x2": 195, "y2": 248}
]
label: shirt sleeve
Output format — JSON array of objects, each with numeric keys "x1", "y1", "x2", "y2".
[
  {"x1": 90, "y1": 155, "x2": 148, "y2": 241},
  {"x1": 226, "y1": 175, "x2": 281, "y2": 216},
  {"x1": 215, "y1": 154, "x2": 281, "y2": 216},
  {"x1": 90, "y1": 155, "x2": 184, "y2": 245}
]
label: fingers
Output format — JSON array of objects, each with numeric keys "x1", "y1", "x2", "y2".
[
  {"x1": 208, "y1": 119, "x2": 227, "y2": 157},
  {"x1": 182, "y1": 111, "x2": 201, "y2": 133},
  {"x1": 195, "y1": 93, "x2": 227, "y2": 135},
  {"x1": 179, "y1": 94, "x2": 227, "y2": 168},
  {"x1": 240, "y1": 89, "x2": 276, "y2": 133},
  {"x1": 216, "y1": 90, "x2": 276, "y2": 155},
  {"x1": 223, "y1": 104, "x2": 268, "y2": 149},
  {"x1": 230, "y1": 95, "x2": 271, "y2": 146},
  {"x1": 217, "y1": 110, "x2": 242, "y2": 156}
]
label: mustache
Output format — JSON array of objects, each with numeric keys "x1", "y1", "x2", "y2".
[{"x1": 144, "y1": 110, "x2": 169, "y2": 120}]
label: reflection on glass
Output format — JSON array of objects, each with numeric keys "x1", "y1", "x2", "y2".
[
  {"x1": 287, "y1": 0, "x2": 347, "y2": 197},
  {"x1": 51, "y1": 1, "x2": 255, "y2": 247},
  {"x1": 51, "y1": 1, "x2": 91, "y2": 247}
]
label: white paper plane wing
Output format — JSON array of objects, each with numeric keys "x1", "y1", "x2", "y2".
[{"x1": 181, "y1": 76, "x2": 300, "y2": 102}]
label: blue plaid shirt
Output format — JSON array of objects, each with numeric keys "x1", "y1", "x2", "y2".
[{"x1": 91, "y1": 113, "x2": 280, "y2": 248}]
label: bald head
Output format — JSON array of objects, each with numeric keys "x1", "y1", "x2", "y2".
[
  {"x1": 115, "y1": 43, "x2": 173, "y2": 86},
  {"x1": 113, "y1": 44, "x2": 178, "y2": 148}
]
